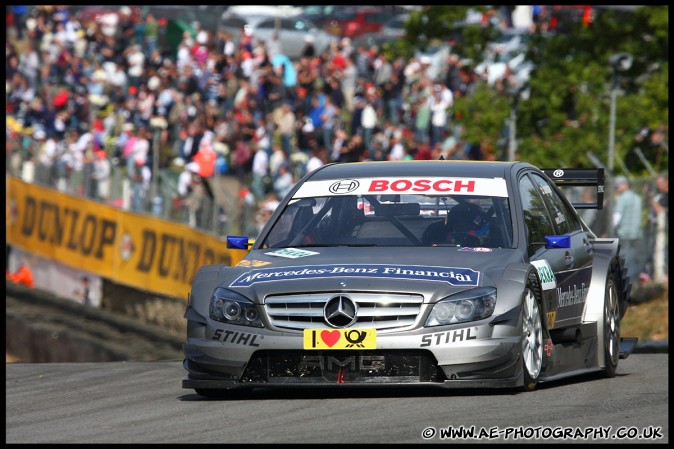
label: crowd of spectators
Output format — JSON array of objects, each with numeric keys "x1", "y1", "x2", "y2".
[
  {"x1": 4, "y1": 6, "x2": 661, "y2": 246},
  {"x1": 5, "y1": 6, "x2": 499, "y2": 234}
]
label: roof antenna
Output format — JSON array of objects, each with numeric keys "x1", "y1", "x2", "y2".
[{"x1": 439, "y1": 155, "x2": 445, "y2": 161}]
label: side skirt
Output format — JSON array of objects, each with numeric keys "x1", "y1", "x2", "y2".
[{"x1": 540, "y1": 322, "x2": 598, "y2": 379}]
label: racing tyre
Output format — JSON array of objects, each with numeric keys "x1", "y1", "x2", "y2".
[
  {"x1": 521, "y1": 275, "x2": 545, "y2": 391},
  {"x1": 602, "y1": 267, "x2": 621, "y2": 378}
]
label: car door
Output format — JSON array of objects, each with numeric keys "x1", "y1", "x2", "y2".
[
  {"x1": 518, "y1": 172, "x2": 588, "y2": 330},
  {"x1": 530, "y1": 172, "x2": 592, "y2": 327}
]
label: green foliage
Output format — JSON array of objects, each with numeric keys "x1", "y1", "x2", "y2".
[
  {"x1": 453, "y1": 82, "x2": 509, "y2": 148},
  {"x1": 402, "y1": 5, "x2": 668, "y2": 174}
]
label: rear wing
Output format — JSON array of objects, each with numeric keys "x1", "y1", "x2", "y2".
[{"x1": 540, "y1": 168, "x2": 604, "y2": 210}]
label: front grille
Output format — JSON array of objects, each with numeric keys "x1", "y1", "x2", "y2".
[
  {"x1": 264, "y1": 292, "x2": 423, "y2": 331},
  {"x1": 241, "y1": 350, "x2": 445, "y2": 384}
]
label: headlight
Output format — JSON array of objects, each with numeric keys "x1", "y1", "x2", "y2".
[
  {"x1": 425, "y1": 287, "x2": 496, "y2": 327},
  {"x1": 209, "y1": 288, "x2": 262, "y2": 328}
]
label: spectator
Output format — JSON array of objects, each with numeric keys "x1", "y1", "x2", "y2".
[
  {"x1": 250, "y1": 143, "x2": 270, "y2": 201},
  {"x1": 268, "y1": 144, "x2": 288, "y2": 181},
  {"x1": 305, "y1": 146, "x2": 326, "y2": 174},
  {"x1": 74, "y1": 276, "x2": 92, "y2": 306},
  {"x1": 178, "y1": 162, "x2": 203, "y2": 227},
  {"x1": 301, "y1": 34, "x2": 315, "y2": 59},
  {"x1": 320, "y1": 94, "x2": 339, "y2": 152},
  {"x1": 277, "y1": 102, "x2": 296, "y2": 158},
  {"x1": 613, "y1": 176, "x2": 643, "y2": 281},
  {"x1": 143, "y1": 13, "x2": 159, "y2": 57},
  {"x1": 82, "y1": 148, "x2": 97, "y2": 199},
  {"x1": 273, "y1": 163, "x2": 294, "y2": 200},
  {"x1": 5, "y1": 5, "x2": 493, "y2": 240},
  {"x1": 429, "y1": 84, "x2": 451, "y2": 146},
  {"x1": 126, "y1": 44, "x2": 145, "y2": 89},
  {"x1": 180, "y1": 122, "x2": 203, "y2": 162},
  {"x1": 267, "y1": 32, "x2": 283, "y2": 60},
  {"x1": 643, "y1": 174, "x2": 669, "y2": 282},
  {"x1": 129, "y1": 154, "x2": 151, "y2": 212},
  {"x1": 340, "y1": 56, "x2": 358, "y2": 113},
  {"x1": 92, "y1": 150, "x2": 111, "y2": 202},
  {"x1": 414, "y1": 96, "x2": 430, "y2": 145},
  {"x1": 361, "y1": 99, "x2": 377, "y2": 155}
]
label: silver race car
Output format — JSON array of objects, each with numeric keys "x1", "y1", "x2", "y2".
[{"x1": 182, "y1": 161, "x2": 637, "y2": 396}]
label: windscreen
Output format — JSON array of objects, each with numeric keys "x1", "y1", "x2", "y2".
[{"x1": 260, "y1": 193, "x2": 513, "y2": 249}]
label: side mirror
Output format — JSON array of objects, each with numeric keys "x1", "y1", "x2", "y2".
[
  {"x1": 544, "y1": 235, "x2": 571, "y2": 249},
  {"x1": 227, "y1": 236, "x2": 254, "y2": 250}
]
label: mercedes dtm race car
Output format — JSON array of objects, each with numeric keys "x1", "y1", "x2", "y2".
[{"x1": 182, "y1": 161, "x2": 638, "y2": 397}]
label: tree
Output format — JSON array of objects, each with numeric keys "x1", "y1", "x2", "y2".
[{"x1": 403, "y1": 5, "x2": 668, "y2": 173}]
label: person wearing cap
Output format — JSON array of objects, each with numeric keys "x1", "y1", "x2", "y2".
[
  {"x1": 613, "y1": 176, "x2": 643, "y2": 281},
  {"x1": 301, "y1": 34, "x2": 315, "y2": 58}
]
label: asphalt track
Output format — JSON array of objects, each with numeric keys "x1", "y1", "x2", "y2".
[{"x1": 5, "y1": 354, "x2": 668, "y2": 444}]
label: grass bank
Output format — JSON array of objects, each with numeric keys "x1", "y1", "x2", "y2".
[{"x1": 621, "y1": 284, "x2": 668, "y2": 341}]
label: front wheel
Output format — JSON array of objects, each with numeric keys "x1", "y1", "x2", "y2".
[
  {"x1": 521, "y1": 286, "x2": 544, "y2": 391},
  {"x1": 602, "y1": 270, "x2": 621, "y2": 378}
]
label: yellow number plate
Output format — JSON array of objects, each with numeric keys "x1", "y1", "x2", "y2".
[{"x1": 303, "y1": 329, "x2": 377, "y2": 350}]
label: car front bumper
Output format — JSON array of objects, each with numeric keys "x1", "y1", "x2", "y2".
[{"x1": 182, "y1": 320, "x2": 525, "y2": 390}]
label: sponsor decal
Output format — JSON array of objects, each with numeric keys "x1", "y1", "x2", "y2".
[
  {"x1": 298, "y1": 355, "x2": 386, "y2": 375},
  {"x1": 556, "y1": 283, "x2": 587, "y2": 307},
  {"x1": 420, "y1": 327, "x2": 478, "y2": 347},
  {"x1": 329, "y1": 179, "x2": 360, "y2": 194},
  {"x1": 458, "y1": 247, "x2": 493, "y2": 252},
  {"x1": 230, "y1": 264, "x2": 480, "y2": 287},
  {"x1": 212, "y1": 329, "x2": 263, "y2": 346},
  {"x1": 545, "y1": 339, "x2": 553, "y2": 356},
  {"x1": 304, "y1": 329, "x2": 376, "y2": 349},
  {"x1": 531, "y1": 260, "x2": 557, "y2": 290},
  {"x1": 292, "y1": 177, "x2": 509, "y2": 198},
  {"x1": 552, "y1": 169, "x2": 564, "y2": 178},
  {"x1": 237, "y1": 259, "x2": 272, "y2": 268},
  {"x1": 546, "y1": 311, "x2": 556, "y2": 329},
  {"x1": 265, "y1": 248, "x2": 320, "y2": 258},
  {"x1": 6, "y1": 177, "x2": 242, "y2": 299},
  {"x1": 554, "y1": 211, "x2": 565, "y2": 224}
]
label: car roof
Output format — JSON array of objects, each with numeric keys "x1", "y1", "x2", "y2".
[{"x1": 306, "y1": 160, "x2": 531, "y2": 182}]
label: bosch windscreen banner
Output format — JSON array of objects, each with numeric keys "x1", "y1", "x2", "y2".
[
  {"x1": 230, "y1": 264, "x2": 480, "y2": 287},
  {"x1": 292, "y1": 177, "x2": 509, "y2": 198},
  {"x1": 6, "y1": 176, "x2": 245, "y2": 299}
]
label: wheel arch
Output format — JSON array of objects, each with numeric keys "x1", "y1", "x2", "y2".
[
  {"x1": 582, "y1": 238, "x2": 629, "y2": 324},
  {"x1": 186, "y1": 264, "x2": 231, "y2": 323}
]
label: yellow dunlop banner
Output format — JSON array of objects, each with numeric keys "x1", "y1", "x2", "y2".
[{"x1": 6, "y1": 176, "x2": 245, "y2": 299}]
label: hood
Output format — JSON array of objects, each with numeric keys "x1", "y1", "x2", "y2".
[{"x1": 221, "y1": 247, "x2": 522, "y2": 304}]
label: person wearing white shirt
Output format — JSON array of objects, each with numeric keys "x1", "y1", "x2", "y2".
[
  {"x1": 273, "y1": 163, "x2": 294, "y2": 200},
  {"x1": 361, "y1": 101, "x2": 377, "y2": 157},
  {"x1": 92, "y1": 150, "x2": 112, "y2": 201},
  {"x1": 429, "y1": 86, "x2": 450, "y2": 146},
  {"x1": 250, "y1": 146, "x2": 270, "y2": 201},
  {"x1": 305, "y1": 147, "x2": 325, "y2": 174}
]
